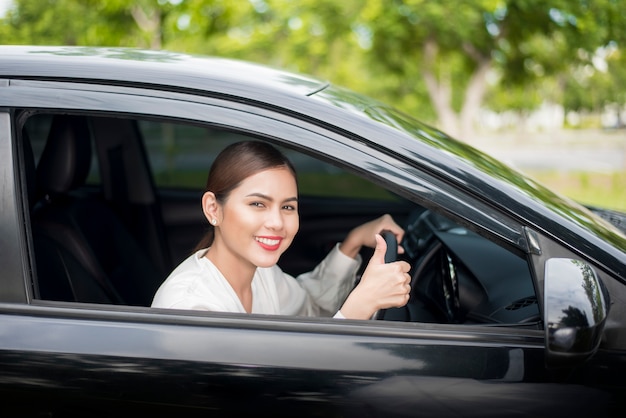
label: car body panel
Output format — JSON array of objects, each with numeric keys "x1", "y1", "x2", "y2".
[
  {"x1": 1, "y1": 304, "x2": 622, "y2": 417},
  {"x1": 0, "y1": 45, "x2": 328, "y2": 98},
  {"x1": 0, "y1": 112, "x2": 30, "y2": 303}
]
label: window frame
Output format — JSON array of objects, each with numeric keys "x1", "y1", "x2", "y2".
[{"x1": 4, "y1": 81, "x2": 536, "y2": 327}]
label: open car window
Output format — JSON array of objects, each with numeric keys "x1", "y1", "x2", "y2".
[
  {"x1": 22, "y1": 111, "x2": 539, "y2": 327},
  {"x1": 137, "y1": 119, "x2": 399, "y2": 201}
]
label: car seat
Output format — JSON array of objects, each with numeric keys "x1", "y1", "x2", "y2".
[{"x1": 29, "y1": 115, "x2": 163, "y2": 306}]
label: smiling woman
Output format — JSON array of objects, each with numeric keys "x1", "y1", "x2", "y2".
[{"x1": 151, "y1": 141, "x2": 412, "y2": 319}]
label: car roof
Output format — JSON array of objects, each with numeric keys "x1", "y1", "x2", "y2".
[{"x1": 0, "y1": 45, "x2": 329, "y2": 100}]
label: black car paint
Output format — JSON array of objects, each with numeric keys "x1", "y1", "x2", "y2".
[
  {"x1": 0, "y1": 46, "x2": 625, "y2": 417},
  {"x1": 0, "y1": 304, "x2": 611, "y2": 417}
]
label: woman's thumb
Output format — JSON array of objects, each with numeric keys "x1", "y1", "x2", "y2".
[{"x1": 367, "y1": 234, "x2": 387, "y2": 266}]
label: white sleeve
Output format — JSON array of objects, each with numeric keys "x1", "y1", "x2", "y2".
[
  {"x1": 333, "y1": 310, "x2": 346, "y2": 319},
  {"x1": 152, "y1": 251, "x2": 247, "y2": 313},
  {"x1": 274, "y1": 244, "x2": 361, "y2": 317}
]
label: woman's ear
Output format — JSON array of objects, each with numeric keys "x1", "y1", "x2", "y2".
[{"x1": 201, "y1": 191, "x2": 220, "y2": 225}]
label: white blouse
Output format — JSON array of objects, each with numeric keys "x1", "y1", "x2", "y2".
[{"x1": 151, "y1": 244, "x2": 361, "y2": 318}]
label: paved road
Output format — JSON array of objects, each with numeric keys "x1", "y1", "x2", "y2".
[{"x1": 471, "y1": 129, "x2": 626, "y2": 172}]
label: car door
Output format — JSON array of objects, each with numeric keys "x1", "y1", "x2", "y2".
[{"x1": 1, "y1": 79, "x2": 624, "y2": 417}]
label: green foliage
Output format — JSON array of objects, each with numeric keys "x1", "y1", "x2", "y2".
[
  {"x1": 0, "y1": 0, "x2": 97, "y2": 45},
  {"x1": 485, "y1": 82, "x2": 544, "y2": 114},
  {"x1": 357, "y1": 0, "x2": 626, "y2": 133},
  {"x1": 1, "y1": 0, "x2": 625, "y2": 132},
  {"x1": 562, "y1": 46, "x2": 626, "y2": 121}
]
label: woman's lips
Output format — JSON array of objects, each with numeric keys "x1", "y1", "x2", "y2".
[{"x1": 255, "y1": 236, "x2": 282, "y2": 251}]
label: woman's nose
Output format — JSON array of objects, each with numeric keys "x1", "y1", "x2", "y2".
[{"x1": 265, "y1": 207, "x2": 284, "y2": 229}]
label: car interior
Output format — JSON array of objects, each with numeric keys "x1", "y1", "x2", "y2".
[{"x1": 18, "y1": 111, "x2": 541, "y2": 327}]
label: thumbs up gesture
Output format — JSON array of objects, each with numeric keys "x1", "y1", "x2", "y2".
[{"x1": 339, "y1": 233, "x2": 411, "y2": 320}]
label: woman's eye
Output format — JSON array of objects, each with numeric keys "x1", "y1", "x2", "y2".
[
  {"x1": 250, "y1": 202, "x2": 265, "y2": 208},
  {"x1": 282, "y1": 204, "x2": 297, "y2": 211}
]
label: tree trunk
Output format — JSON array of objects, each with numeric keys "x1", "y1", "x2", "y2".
[
  {"x1": 421, "y1": 38, "x2": 460, "y2": 138},
  {"x1": 421, "y1": 39, "x2": 493, "y2": 142},
  {"x1": 131, "y1": 5, "x2": 162, "y2": 50},
  {"x1": 459, "y1": 53, "x2": 491, "y2": 142}
]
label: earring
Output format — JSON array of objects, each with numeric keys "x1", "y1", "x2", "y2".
[{"x1": 211, "y1": 219, "x2": 217, "y2": 225}]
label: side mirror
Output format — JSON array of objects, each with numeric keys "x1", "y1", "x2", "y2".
[{"x1": 544, "y1": 258, "x2": 609, "y2": 368}]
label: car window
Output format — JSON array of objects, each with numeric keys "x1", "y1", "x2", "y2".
[
  {"x1": 138, "y1": 119, "x2": 397, "y2": 200},
  {"x1": 22, "y1": 111, "x2": 539, "y2": 327},
  {"x1": 23, "y1": 113, "x2": 101, "y2": 185}
]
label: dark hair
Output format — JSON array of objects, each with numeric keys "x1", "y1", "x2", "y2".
[{"x1": 193, "y1": 141, "x2": 297, "y2": 251}]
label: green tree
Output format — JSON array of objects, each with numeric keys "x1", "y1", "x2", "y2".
[
  {"x1": 0, "y1": 0, "x2": 206, "y2": 49},
  {"x1": 0, "y1": 0, "x2": 98, "y2": 45},
  {"x1": 604, "y1": 47, "x2": 626, "y2": 127},
  {"x1": 161, "y1": 0, "x2": 261, "y2": 56},
  {"x1": 358, "y1": 0, "x2": 626, "y2": 140},
  {"x1": 2, "y1": 0, "x2": 625, "y2": 141},
  {"x1": 215, "y1": 0, "x2": 372, "y2": 92},
  {"x1": 561, "y1": 45, "x2": 626, "y2": 128}
]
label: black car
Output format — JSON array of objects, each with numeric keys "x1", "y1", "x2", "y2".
[{"x1": 1, "y1": 45, "x2": 625, "y2": 417}]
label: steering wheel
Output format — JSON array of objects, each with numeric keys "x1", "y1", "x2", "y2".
[
  {"x1": 381, "y1": 229, "x2": 398, "y2": 263},
  {"x1": 438, "y1": 249, "x2": 462, "y2": 323},
  {"x1": 371, "y1": 230, "x2": 398, "y2": 320}
]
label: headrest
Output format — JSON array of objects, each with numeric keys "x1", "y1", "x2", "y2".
[{"x1": 36, "y1": 115, "x2": 92, "y2": 196}]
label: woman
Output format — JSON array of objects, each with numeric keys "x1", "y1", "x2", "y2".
[{"x1": 151, "y1": 141, "x2": 411, "y2": 320}]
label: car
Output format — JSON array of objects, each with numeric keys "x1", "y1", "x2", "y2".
[{"x1": 0, "y1": 45, "x2": 625, "y2": 417}]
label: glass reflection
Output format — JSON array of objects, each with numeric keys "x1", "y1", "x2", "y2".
[
  {"x1": 367, "y1": 106, "x2": 625, "y2": 248},
  {"x1": 545, "y1": 258, "x2": 608, "y2": 354}
]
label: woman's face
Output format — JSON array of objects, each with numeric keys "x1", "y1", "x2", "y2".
[{"x1": 214, "y1": 167, "x2": 299, "y2": 269}]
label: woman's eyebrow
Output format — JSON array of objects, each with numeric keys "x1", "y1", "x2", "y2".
[
  {"x1": 246, "y1": 192, "x2": 271, "y2": 200},
  {"x1": 246, "y1": 193, "x2": 298, "y2": 203}
]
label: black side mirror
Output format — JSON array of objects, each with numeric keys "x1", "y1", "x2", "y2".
[{"x1": 544, "y1": 258, "x2": 609, "y2": 368}]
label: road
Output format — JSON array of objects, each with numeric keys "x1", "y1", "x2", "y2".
[{"x1": 471, "y1": 129, "x2": 626, "y2": 172}]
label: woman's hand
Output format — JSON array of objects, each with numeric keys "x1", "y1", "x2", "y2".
[
  {"x1": 339, "y1": 214, "x2": 405, "y2": 259},
  {"x1": 339, "y1": 234, "x2": 411, "y2": 320}
]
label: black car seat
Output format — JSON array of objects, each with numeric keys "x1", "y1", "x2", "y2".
[
  {"x1": 29, "y1": 115, "x2": 163, "y2": 306},
  {"x1": 90, "y1": 116, "x2": 172, "y2": 279}
]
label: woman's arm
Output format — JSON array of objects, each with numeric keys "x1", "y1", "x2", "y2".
[{"x1": 339, "y1": 214, "x2": 405, "y2": 259}]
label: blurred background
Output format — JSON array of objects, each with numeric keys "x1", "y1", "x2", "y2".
[{"x1": 1, "y1": 0, "x2": 624, "y2": 210}]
